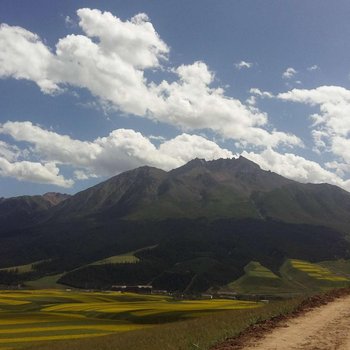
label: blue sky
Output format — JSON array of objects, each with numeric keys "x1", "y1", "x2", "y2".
[{"x1": 1, "y1": 0, "x2": 350, "y2": 197}]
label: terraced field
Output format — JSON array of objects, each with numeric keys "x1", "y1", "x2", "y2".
[
  {"x1": 0, "y1": 290, "x2": 260, "y2": 349},
  {"x1": 225, "y1": 259, "x2": 350, "y2": 296},
  {"x1": 289, "y1": 259, "x2": 349, "y2": 282},
  {"x1": 280, "y1": 259, "x2": 350, "y2": 291}
]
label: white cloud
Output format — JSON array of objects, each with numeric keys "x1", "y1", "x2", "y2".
[
  {"x1": 0, "y1": 9, "x2": 300, "y2": 149},
  {"x1": 73, "y1": 170, "x2": 97, "y2": 180},
  {"x1": 242, "y1": 148, "x2": 350, "y2": 191},
  {"x1": 0, "y1": 157, "x2": 73, "y2": 187},
  {"x1": 150, "y1": 61, "x2": 301, "y2": 148},
  {"x1": 249, "y1": 88, "x2": 274, "y2": 98},
  {"x1": 3, "y1": 121, "x2": 346, "y2": 191},
  {"x1": 64, "y1": 15, "x2": 76, "y2": 28},
  {"x1": 0, "y1": 121, "x2": 96, "y2": 166},
  {"x1": 307, "y1": 65, "x2": 319, "y2": 71},
  {"x1": 158, "y1": 134, "x2": 234, "y2": 164},
  {"x1": 0, "y1": 141, "x2": 20, "y2": 161},
  {"x1": 148, "y1": 135, "x2": 166, "y2": 142},
  {"x1": 246, "y1": 88, "x2": 274, "y2": 106},
  {"x1": 282, "y1": 67, "x2": 297, "y2": 79},
  {"x1": 277, "y1": 86, "x2": 350, "y2": 167},
  {"x1": 0, "y1": 121, "x2": 234, "y2": 184},
  {"x1": 0, "y1": 24, "x2": 60, "y2": 94},
  {"x1": 234, "y1": 61, "x2": 253, "y2": 70},
  {"x1": 246, "y1": 96, "x2": 257, "y2": 106}
]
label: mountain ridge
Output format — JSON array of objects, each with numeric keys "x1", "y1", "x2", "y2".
[
  {"x1": 1, "y1": 157, "x2": 350, "y2": 293},
  {"x1": 1, "y1": 156, "x2": 350, "y2": 230},
  {"x1": 41, "y1": 156, "x2": 350, "y2": 232}
]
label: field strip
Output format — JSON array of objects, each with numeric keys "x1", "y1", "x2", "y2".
[
  {"x1": 0, "y1": 324, "x2": 145, "y2": 334},
  {"x1": 0, "y1": 333, "x2": 111, "y2": 344},
  {"x1": 0, "y1": 299, "x2": 30, "y2": 305}
]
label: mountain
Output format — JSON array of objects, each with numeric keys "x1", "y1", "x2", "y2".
[
  {"x1": 45, "y1": 156, "x2": 350, "y2": 231},
  {"x1": 1, "y1": 157, "x2": 350, "y2": 293},
  {"x1": 0, "y1": 192, "x2": 70, "y2": 230}
]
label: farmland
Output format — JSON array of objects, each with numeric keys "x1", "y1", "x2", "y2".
[
  {"x1": 0, "y1": 289, "x2": 260, "y2": 349},
  {"x1": 280, "y1": 259, "x2": 350, "y2": 290}
]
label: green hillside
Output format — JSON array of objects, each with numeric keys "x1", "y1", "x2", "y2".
[
  {"x1": 224, "y1": 259, "x2": 350, "y2": 297},
  {"x1": 280, "y1": 259, "x2": 350, "y2": 291},
  {"x1": 2, "y1": 157, "x2": 350, "y2": 292},
  {"x1": 226, "y1": 261, "x2": 296, "y2": 296}
]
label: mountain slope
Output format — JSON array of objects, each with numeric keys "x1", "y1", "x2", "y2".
[
  {"x1": 43, "y1": 156, "x2": 350, "y2": 232},
  {"x1": 1, "y1": 157, "x2": 350, "y2": 292},
  {"x1": 0, "y1": 192, "x2": 70, "y2": 230}
]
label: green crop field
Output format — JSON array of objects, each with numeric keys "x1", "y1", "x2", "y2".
[
  {"x1": 0, "y1": 289, "x2": 261, "y2": 349},
  {"x1": 280, "y1": 259, "x2": 350, "y2": 291},
  {"x1": 0, "y1": 260, "x2": 49, "y2": 274},
  {"x1": 79, "y1": 245, "x2": 159, "y2": 268},
  {"x1": 225, "y1": 259, "x2": 350, "y2": 297},
  {"x1": 225, "y1": 261, "x2": 299, "y2": 296}
]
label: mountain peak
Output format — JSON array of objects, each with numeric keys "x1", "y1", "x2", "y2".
[
  {"x1": 205, "y1": 156, "x2": 261, "y2": 173},
  {"x1": 169, "y1": 158, "x2": 207, "y2": 176},
  {"x1": 42, "y1": 192, "x2": 70, "y2": 206}
]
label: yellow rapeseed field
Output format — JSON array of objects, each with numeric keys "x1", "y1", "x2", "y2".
[
  {"x1": 0, "y1": 289, "x2": 261, "y2": 349},
  {"x1": 290, "y1": 259, "x2": 349, "y2": 282}
]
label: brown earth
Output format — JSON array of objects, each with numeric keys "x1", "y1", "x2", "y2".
[{"x1": 212, "y1": 289, "x2": 350, "y2": 350}]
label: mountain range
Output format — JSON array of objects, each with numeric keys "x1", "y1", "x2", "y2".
[{"x1": 1, "y1": 156, "x2": 350, "y2": 293}]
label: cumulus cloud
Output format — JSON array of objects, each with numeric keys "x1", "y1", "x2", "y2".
[
  {"x1": 0, "y1": 141, "x2": 21, "y2": 161},
  {"x1": 234, "y1": 60, "x2": 253, "y2": 69},
  {"x1": 0, "y1": 24, "x2": 60, "y2": 94},
  {"x1": 0, "y1": 138, "x2": 70, "y2": 187},
  {"x1": 150, "y1": 62, "x2": 301, "y2": 148},
  {"x1": 0, "y1": 121, "x2": 234, "y2": 186},
  {"x1": 0, "y1": 8, "x2": 300, "y2": 148},
  {"x1": 0, "y1": 157, "x2": 73, "y2": 187},
  {"x1": 277, "y1": 86, "x2": 350, "y2": 168},
  {"x1": 242, "y1": 148, "x2": 350, "y2": 191},
  {"x1": 282, "y1": 67, "x2": 297, "y2": 79}
]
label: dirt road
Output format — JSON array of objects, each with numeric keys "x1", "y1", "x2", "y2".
[{"x1": 240, "y1": 294, "x2": 350, "y2": 350}]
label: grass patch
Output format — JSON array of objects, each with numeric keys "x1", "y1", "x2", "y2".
[
  {"x1": 80, "y1": 245, "x2": 158, "y2": 268},
  {"x1": 226, "y1": 261, "x2": 298, "y2": 296},
  {"x1": 0, "y1": 260, "x2": 49, "y2": 274},
  {"x1": 25, "y1": 274, "x2": 65, "y2": 289},
  {"x1": 319, "y1": 259, "x2": 350, "y2": 276},
  {"x1": 91, "y1": 255, "x2": 139, "y2": 265}
]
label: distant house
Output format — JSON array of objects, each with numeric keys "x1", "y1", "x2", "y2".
[{"x1": 111, "y1": 285, "x2": 153, "y2": 293}]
